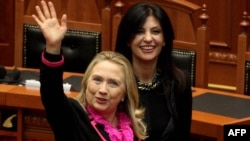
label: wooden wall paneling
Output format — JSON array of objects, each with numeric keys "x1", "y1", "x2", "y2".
[
  {"x1": 0, "y1": 0, "x2": 14, "y2": 66},
  {"x1": 209, "y1": 0, "x2": 231, "y2": 50},
  {"x1": 186, "y1": 0, "x2": 250, "y2": 91},
  {"x1": 206, "y1": 0, "x2": 237, "y2": 89},
  {"x1": 187, "y1": 0, "x2": 233, "y2": 50},
  {"x1": 23, "y1": 0, "x2": 102, "y2": 24},
  {"x1": 209, "y1": 0, "x2": 249, "y2": 90},
  {"x1": 14, "y1": 0, "x2": 25, "y2": 67}
]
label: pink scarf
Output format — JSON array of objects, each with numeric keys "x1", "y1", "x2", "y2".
[{"x1": 87, "y1": 106, "x2": 134, "y2": 141}]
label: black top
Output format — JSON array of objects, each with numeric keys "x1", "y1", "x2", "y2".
[
  {"x1": 139, "y1": 74, "x2": 192, "y2": 141},
  {"x1": 39, "y1": 52, "x2": 139, "y2": 141}
]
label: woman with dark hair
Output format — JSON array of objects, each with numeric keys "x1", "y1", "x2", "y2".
[{"x1": 115, "y1": 2, "x2": 192, "y2": 141}]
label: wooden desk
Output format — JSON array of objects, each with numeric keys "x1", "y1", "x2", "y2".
[
  {"x1": 0, "y1": 68, "x2": 82, "y2": 141},
  {"x1": 192, "y1": 87, "x2": 250, "y2": 141},
  {"x1": 2, "y1": 67, "x2": 82, "y2": 109},
  {"x1": 1, "y1": 68, "x2": 250, "y2": 141},
  {"x1": 0, "y1": 84, "x2": 16, "y2": 105},
  {"x1": 5, "y1": 84, "x2": 79, "y2": 110}
]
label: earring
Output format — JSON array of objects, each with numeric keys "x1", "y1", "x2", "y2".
[{"x1": 121, "y1": 98, "x2": 124, "y2": 102}]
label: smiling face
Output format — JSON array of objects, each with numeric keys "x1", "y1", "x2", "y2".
[
  {"x1": 130, "y1": 15, "x2": 165, "y2": 63},
  {"x1": 86, "y1": 60, "x2": 126, "y2": 115}
]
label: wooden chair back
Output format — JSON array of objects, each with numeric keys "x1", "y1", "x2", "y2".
[
  {"x1": 14, "y1": 0, "x2": 109, "y2": 71},
  {"x1": 236, "y1": 11, "x2": 250, "y2": 95},
  {"x1": 23, "y1": 24, "x2": 101, "y2": 73}
]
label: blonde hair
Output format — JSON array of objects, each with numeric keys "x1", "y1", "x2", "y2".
[{"x1": 76, "y1": 51, "x2": 147, "y2": 139}]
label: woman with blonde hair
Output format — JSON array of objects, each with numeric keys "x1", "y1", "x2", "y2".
[
  {"x1": 77, "y1": 51, "x2": 147, "y2": 140},
  {"x1": 34, "y1": 1, "x2": 147, "y2": 140}
]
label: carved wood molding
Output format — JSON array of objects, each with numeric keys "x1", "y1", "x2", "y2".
[{"x1": 209, "y1": 51, "x2": 237, "y2": 65}]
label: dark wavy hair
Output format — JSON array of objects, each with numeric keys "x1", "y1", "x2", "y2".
[{"x1": 115, "y1": 2, "x2": 186, "y2": 94}]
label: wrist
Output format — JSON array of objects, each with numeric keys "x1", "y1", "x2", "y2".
[
  {"x1": 45, "y1": 45, "x2": 61, "y2": 55},
  {"x1": 41, "y1": 51, "x2": 64, "y2": 67}
]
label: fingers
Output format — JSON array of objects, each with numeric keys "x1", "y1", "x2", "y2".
[
  {"x1": 61, "y1": 14, "x2": 67, "y2": 29},
  {"x1": 32, "y1": 14, "x2": 43, "y2": 27},
  {"x1": 34, "y1": 1, "x2": 57, "y2": 22},
  {"x1": 41, "y1": 0, "x2": 51, "y2": 19},
  {"x1": 48, "y1": 1, "x2": 57, "y2": 18},
  {"x1": 32, "y1": 0, "x2": 66, "y2": 28},
  {"x1": 34, "y1": 5, "x2": 46, "y2": 22}
]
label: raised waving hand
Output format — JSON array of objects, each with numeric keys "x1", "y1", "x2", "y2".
[{"x1": 32, "y1": 0, "x2": 67, "y2": 54}]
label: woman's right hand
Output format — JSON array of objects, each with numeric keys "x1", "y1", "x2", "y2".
[{"x1": 32, "y1": 0, "x2": 67, "y2": 55}]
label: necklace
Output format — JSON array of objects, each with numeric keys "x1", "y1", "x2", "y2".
[
  {"x1": 87, "y1": 106, "x2": 133, "y2": 141},
  {"x1": 137, "y1": 69, "x2": 161, "y2": 91}
]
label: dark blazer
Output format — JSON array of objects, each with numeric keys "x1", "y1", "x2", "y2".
[
  {"x1": 138, "y1": 72, "x2": 192, "y2": 141},
  {"x1": 39, "y1": 52, "x2": 140, "y2": 141}
]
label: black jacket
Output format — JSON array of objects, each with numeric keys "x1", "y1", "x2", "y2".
[
  {"x1": 39, "y1": 52, "x2": 139, "y2": 141},
  {"x1": 40, "y1": 63, "x2": 109, "y2": 141},
  {"x1": 139, "y1": 73, "x2": 192, "y2": 141}
]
